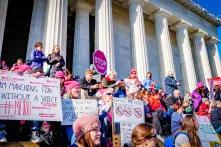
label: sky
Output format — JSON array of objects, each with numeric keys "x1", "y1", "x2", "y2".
[{"x1": 193, "y1": 0, "x2": 221, "y2": 58}]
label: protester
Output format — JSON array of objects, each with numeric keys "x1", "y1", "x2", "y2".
[
  {"x1": 30, "y1": 42, "x2": 47, "y2": 71},
  {"x1": 131, "y1": 123, "x2": 162, "y2": 147},
  {"x1": 171, "y1": 103, "x2": 184, "y2": 135},
  {"x1": 214, "y1": 85, "x2": 221, "y2": 101},
  {"x1": 197, "y1": 97, "x2": 211, "y2": 116},
  {"x1": 63, "y1": 81, "x2": 81, "y2": 99},
  {"x1": 142, "y1": 72, "x2": 154, "y2": 91},
  {"x1": 10, "y1": 58, "x2": 24, "y2": 70},
  {"x1": 124, "y1": 68, "x2": 141, "y2": 95},
  {"x1": 101, "y1": 70, "x2": 122, "y2": 91},
  {"x1": 46, "y1": 45, "x2": 65, "y2": 77},
  {"x1": 165, "y1": 90, "x2": 181, "y2": 117},
  {"x1": 55, "y1": 71, "x2": 66, "y2": 96},
  {"x1": 98, "y1": 88, "x2": 113, "y2": 146},
  {"x1": 164, "y1": 71, "x2": 180, "y2": 96},
  {"x1": 191, "y1": 82, "x2": 204, "y2": 111},
  {"x1": 210, "y1": 100, "x2": 221, "y2": 134},
  {"x1": 0, "y1": 60, "x2": 9, "y2": 70},
  {"x1": 80, "y1": 69, "x2": 99, "y2": 99},
  {"x1": 147, "y1": 88, "x2": 163, "y2": 135},
  {"x1": 175, "y1": 115, "x2": 202, "y2": 147},
  {"x1": 72, "y1": 114, "x2": 101, "y2": 147}
]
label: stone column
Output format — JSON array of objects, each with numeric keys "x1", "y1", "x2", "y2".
[
  {"x1": 95, "y1": 0, "x2": 115, "y2": 73},
  {"x1": 193, "y1": 31, "x2": 212, "y2": 85},
  {"x1": 73, "y1": 0, "x2": 92, "y2": 76},
  {"x1": 44, "y1": 0, "x2": 68, "y2": 59},
  {"x1": 128, "y1": 0, "x2": 148, "y2": 81},
  {"x1": 26, "y1": 0, "x2": 47, "y2": 60},
  {"x1": 0, "y1": 0, "x2": 8, "y2": 58},
  {"x1": 207, "y1": 39, "x2": 221, "y2": 77},
  {"x1": 154, "y1": 10, "x2": 175, "y2": 85},
  {"x1": 175, "y1": 22, "x2": 197, "y2": 92}
]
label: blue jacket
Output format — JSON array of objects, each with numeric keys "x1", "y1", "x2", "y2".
[
  {"x1": 31, "y1": 49, "x2": 47, "y2": 69},
  {"x1": 142, "y1": 78, "x2": 153, "y2": 90},
  {"x1": 165, "y1": 76, "x2": 177, "y2": 95}
]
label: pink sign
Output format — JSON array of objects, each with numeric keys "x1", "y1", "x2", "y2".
[{"x1": 93, "y1": 50, "x2": 107, "y2": 75}]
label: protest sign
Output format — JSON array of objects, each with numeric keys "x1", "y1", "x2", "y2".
[
  {"x1": 196, "y1": 115, "x2": 220, "y2": 144},
  {"x1": 61, "y1": 99, "x2": 76, "y2": 125},
  {"x1": 112, "y1": 98, "x2": 145, "y2": 147},
  {"x1": 120, "y1": 123, "x2": 136, "y2": 146},
  {"x1": 61, "y1": 99, "x2": 98, "y2": 125},
  {"x1": 0, "y1": 71, "x2": 62, "y2": 121},
  {"x1": 93, "y1": 50, "x2": 107, "y2": 75},
  {"x1": 113, "y1": 98, "x2": 145, "y2": 124}
]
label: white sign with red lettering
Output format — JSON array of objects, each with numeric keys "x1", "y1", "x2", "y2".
[
  {"x1": 113, "y1": 98, "x2": 145, "y2": 124},
  {"x1": 0, "y1": 70, "x2": 62, "y2": 121}
]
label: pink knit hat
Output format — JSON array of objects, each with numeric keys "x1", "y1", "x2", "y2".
[
  {"x1": 55, "y1": 71, "x2": 65, "y2": 79},
  {"x1": 64, "y1": 81, "x2": 80, "y2": 92},
  {"x1": 73, "y1": 114, "x2": 100, "y2": 140},
  {"x1": 197, "y1": 82, "x2": 204, "y2": 88}
]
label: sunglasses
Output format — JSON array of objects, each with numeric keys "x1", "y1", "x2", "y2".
[{"x1": 106, "y1": 93, "x2": 113, "y2": 96}]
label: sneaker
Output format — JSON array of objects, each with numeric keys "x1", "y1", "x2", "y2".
[
  {"x1": 0, "y1": 130, "x2": 7, "y2": 143},
  {"x1": 31, "y1": 131, "x2": 41, "y2": 143}
]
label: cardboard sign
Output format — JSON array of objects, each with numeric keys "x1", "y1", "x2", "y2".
[
  {"x1": 120, "y1": 123, "x2": 136, "y2": 147},
  {"x1": 196, "y1": 116, "x2": 220, "y2": 142},
  {"x1": 61, "y1": 99, "x2": 98, "y2": 125},
  {"x1": 113, "y1": 98, "x2": 145, "y2": 124},
  {"x1": 93, "y1": 50, "x2": 107, "y2": 75},
  {"x1": 61, "y1": 99, "x2": 76, "y2": 125},
  {"x1": 0, "y1": 71, "x2": 62, "y2": 121}
]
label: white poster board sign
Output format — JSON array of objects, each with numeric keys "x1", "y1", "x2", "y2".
[
  {"x1": 196, "y1": 115, "x2": 220, "y2": 146},
  {"x1": 120, "y1": 123, "x2": 136, "y2": 147},
  {"x1": 0, "y1": 70, "x2": 62, "y2": 121},
  {"x1": 113, "y1": 98, "x2": 145, "y2": 124},
  {"x1": 61, "y1": 99, "x2": 98, "y2": 125}
]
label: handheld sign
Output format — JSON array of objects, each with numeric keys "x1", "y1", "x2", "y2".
[
  {"x1": 112, "y1": 98, "x2": 145, "y2": 147},
  {"x1": 0, "y1": 71, "x2": 62, "y2": 121},
  {"x1": 113, "y1": 98, "x2": 145, "y2": 124},
  {"x1": 196, "y1": 115, "x2": 220, "y2": 146},
  {"x1": 61, "y1": 99, "x2": 98, "y2": 125},
  {"x1": 93, "y1": 50, "x2": 107, "y2": 75}
]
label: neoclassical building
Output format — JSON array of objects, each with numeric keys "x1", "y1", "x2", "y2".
[{"x1": 0, "y1": 0, "x2": 221, "y2": 93}]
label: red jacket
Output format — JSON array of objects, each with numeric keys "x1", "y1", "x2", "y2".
[
  {"x1": 197, "y1": 102, "x2": 209, "y2": 116},
  {"x1": 148, "y1": 94, "x2": 162, "y2": 111}
]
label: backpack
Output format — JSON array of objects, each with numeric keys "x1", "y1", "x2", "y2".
[{"x1": 164, "y1": 132, "x2": 189, "y2": 147}]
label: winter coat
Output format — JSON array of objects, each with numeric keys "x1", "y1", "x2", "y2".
[
  {"x1": 197, "y1": 102, "x2": 209, "y2": 116},
  {"x1": 191, "y1": 90, "x2": 202, "y2": 111},
  {"x1": 80, "y1": 77, "x2": 98, "y2": 96},
  {"x1": 165, "y1": 76, "x2": 178, "y2": 95},
  {"x1": 147, "y1": 94, "x2": 162, "y2": 111},
  {"x1": 142, "y1": 78, "x2": 153, "y2": 91},
  {"x1": 31, "y1": 49, "x2": 47, "y2": 69},
  {"x1": 47, "y1": 53, "x2": 65, "y2": 77}
]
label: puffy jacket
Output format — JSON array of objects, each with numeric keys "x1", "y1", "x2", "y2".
[
  {"x1": 31, "y1": 49, "x2": 47, "y2": 69},
  {"x1": 148, "y1": 94, "x2": 162, "y2": 111},
  {"x1": 165, "y1": 76, "x2": 178, "y2": 95},
  {"x1": 191, "y1": 90, "x2": 202, "y2": 111}
]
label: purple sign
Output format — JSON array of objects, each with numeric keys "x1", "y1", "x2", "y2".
[{"x1": 93, "y1": 50, "x2": 107, "y2": 75}]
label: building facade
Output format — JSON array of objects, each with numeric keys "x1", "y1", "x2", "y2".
[{"x1": 0, "y1": 0, "x2": 221, "y2": 93}]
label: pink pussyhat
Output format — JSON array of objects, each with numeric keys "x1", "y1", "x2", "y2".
[
  {"x1": 73, "y1": 114, "x2": 100, "y2": 140},
  {"x1": 197, "y1": 82, "x2": 204, "y2": 88},
  {"x1": 64, "y1": 81, "x2": 80, "y2": 92}
]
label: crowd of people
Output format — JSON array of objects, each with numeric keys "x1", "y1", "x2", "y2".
[{"x1": 0, "y1": 41, "x2": 221, "y2": 147}]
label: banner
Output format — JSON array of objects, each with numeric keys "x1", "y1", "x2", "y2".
[
  {"x1": 196, "y1": 116, "x2": 220, "y2": 143},
  {"x1": 0, "y1": 71, "x2": 62, "y2": 121},
  {"x1": 61, "y1": 99, "x2": 98, "y2": 125},
  {"x1": 113, "y1": 98, "x2": 145, "y2": 123}
]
